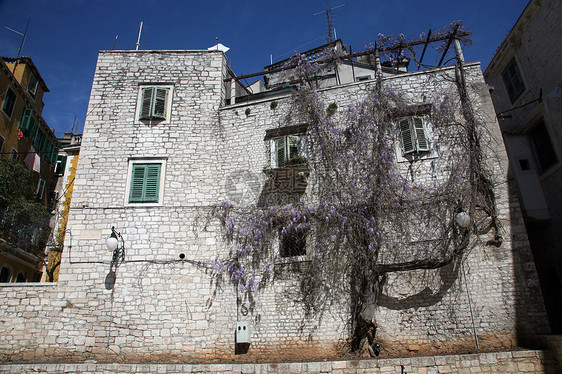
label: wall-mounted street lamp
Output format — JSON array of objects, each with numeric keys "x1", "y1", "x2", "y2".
[
  {"x1": 455, "y1": 211, "x2": 471, "y2": 228},
  {"x1": 106, "y1": 226, "x2": 125, "y2": 263}
]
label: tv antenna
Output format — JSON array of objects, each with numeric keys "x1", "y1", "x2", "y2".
[
  {"x1": 313, "y1": 2, "x2": 346, "y2": 43},
  {"x1": 71, "y1": 115, "x2": 80, "y2": 134},
  {"x1": 4, "y1": 18, "x2": 30, "y2": 59},
  {"x1": 135, "y1": 21, "x2": 146, "y2": 50}
]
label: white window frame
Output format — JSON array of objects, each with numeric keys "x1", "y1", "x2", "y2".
[
  {"x1": 135, "y1": 85, "x2": 174, "y2": 124},
  {"x1": 124, "y1": 158, "x2": 167, "y2": 207},
  {"x1": 396, "y1": 116, "x2": 438, "y2": 163},
  {"x1": 270, "y1": 135, "x2": 307, "y2": 168},
  {"x1": 28, "y1": 73, "x2": 39, "y2": 98}
]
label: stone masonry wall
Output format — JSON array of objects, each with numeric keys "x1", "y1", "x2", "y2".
[{"x1": 0, "y1": 52, "x2": 549, "y2": 363}]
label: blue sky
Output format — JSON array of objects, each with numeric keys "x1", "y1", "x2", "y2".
[{"x1": 0, "y1": 0, "x2": 529, "y2": 136}]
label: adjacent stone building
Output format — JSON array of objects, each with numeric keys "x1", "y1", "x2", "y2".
[
  {"x1": 483, "y1": 0, "x2": 562, "y2": 333},
  {"x1": 0, "y1": 35, "x2": 550, "y2": 363}
]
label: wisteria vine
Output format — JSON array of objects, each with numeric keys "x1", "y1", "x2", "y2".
[{"x1": 210, "y1": 26, "x2": 500, "y2": 355}]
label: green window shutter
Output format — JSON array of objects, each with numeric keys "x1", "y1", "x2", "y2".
[
  {"x1": 28, "y1": 117, "x2": 37, "y2": 139},
  {"x1": 129, "y1": 163, "x2": 161, "y2": 203},
  {"x1": 144, "y1": 164, "x2": 161, "y2": 202},
  {"x1": 275, "y1": 138, "x2": 285, "y2": 167},
  {"x1": 19, "y1": 108, "x2": 32, "y2": 133},
  {"x1": 152, "y1": 88, "x2": 168, "y2": 119},
  {"x1": 50, "y1": 147, "x2": 59, "y2": 165},
  {"x1": 2, "y1": 88, "x2": 16, "y2": 116},
  {"x1": 399, "y1": 119, "x2": 415, "y2": 154},
  {"x1": 44, "y1": 142, "x2": 53, "y2": 160},
  {"x1": 140, "y1": 88, "x2": 154, "y2": 120},
  {"x1": 413, "y1": 117, "x2": 429, "y2": 152},
  {"x1": 33, "y1": 129, "x2": 42, "y2": 149},
  {"x1": 39, "y1": 132, "x2": 47, "y2": 152}
]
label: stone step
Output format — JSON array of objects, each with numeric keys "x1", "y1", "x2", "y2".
[{"x1": 0, "y1": 349, "x2": 557, "y2": 373}]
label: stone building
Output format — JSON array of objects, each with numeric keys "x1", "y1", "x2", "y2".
[
  {"x1": 483, "y1": 0, "x2": 562, "y2": 333},
  {"x1": 43, "y1": 132, "x2": 82, "y2": 282},
  {"x1": 0, "y1": 56, "x2": 60, "y2": 282},
  {"x1": 0, "y1": 34, "x2": 550, "y2": 364}
]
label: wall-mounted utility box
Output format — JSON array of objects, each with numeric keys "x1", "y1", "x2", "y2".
[{"x1": 236, "y1": 322, "x2": 250, "y2": 343}]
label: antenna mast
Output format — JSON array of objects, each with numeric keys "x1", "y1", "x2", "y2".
[
  {"x1": 313, "y1": 3, "x2": 346, "y2": 43},
  {"x1": 4, "y1": 18, "x2": 30, "y2": 58},
  {"x1": 135, "y1": 21, "x2": 143, "y2": 50}
]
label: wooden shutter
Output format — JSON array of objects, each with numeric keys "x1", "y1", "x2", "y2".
[
  {"x1": 38, "y1": 132, "x2": 47, "y2": 152},
  {"x1": 140, "y1": 88, "x2": 154, "y2": 119},
  {"x1": 29, "y1": 117, "x2": 37, "y2": 140},
  {"x1": 275, "y1": 137, "x2": 285, "y2": 167},
  {"x1": 399, "y1": 119, "x2": 415, "y2": 154},
  {"x1": 144, "y1": 164, "x2": 161, "y2": 202},
  {"x1": 413, "y1": 117, "x2": 429, "y2": 152},
  {"x1": 129, "y1": 164, "x2": 161, "y2": 203},
  {"x1": 129, "y1": 165, "x2": 147, "y2": 202},
  {"x1": 19, "y1": 108, "x2": 32, "y2": 134},
  {"x1": 50, "y1": 147, "x2": 59, "y2": 165},
  {"x1": 44, "y1": 142, "x2": 53, "y2": 161},
  {"x1": 152, "y1": 88, "x2": 168, "y2": 119}
]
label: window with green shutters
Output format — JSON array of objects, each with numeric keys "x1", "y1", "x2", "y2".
[
  {"x1": 139, "y1": 87, "x2": 169, "y2": 120},
  {"x1": 129, "y1": 163, "x2": 162, "y2": 203},
  {"x1": 19, "y1": 108, "x2": 33, "y2": 135},
  {"x1": 2, "y1": 87, "x2": 16, "y2": 117},
  {"x1": 398, "y1": 117, "x2": 430, "y2": 155}
]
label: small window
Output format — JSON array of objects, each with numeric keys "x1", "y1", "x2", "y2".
[
  {"x1": 502, "y1": 57, "x2": 525, "y2": 103},
  {"x1": 0, "y1": 135, "x2": 4, "y2": 154},
  {"x1": 36, "y1": 178, "x2": 46, "y2": 200},
  {"x1": 280, "y1": 228, "x2": 307, "y2": 257},
  {"x1": 271, "y1": 135, "x2": 307, "y2": 168},
  {"x1": 15, "y1": 271, "x2": 27, "y2": 283},
  {"x1": 128, "y1": 163, "x2": 162, "y2": 203},
  {"x1": 2, "y1": 87, "x2": 16, "y2": 117},
  {"x1": 28, "y1": 73, "x2": 39, "y2": 98},
  {"x1": 528, "y1": 118, "x2": 557, "y2": 173},
  {"x1": 356, "y1": 75, "x2": 372, "y2": 81},
  {"x1": 10, "y1": 149, "x2": 19, "y2": 160},
  {"x1": 0, "y1": 265, "x2": 12, "y2": 283},
  {"x1": 137, "y1": 86, "x2": 172, "y2": 121},
  {"x1": 398, "y1": 116, "x2": 430, "y2": 155},
  {"x1": 54, "y1": 155, "x2": 67, "y2": 176}
]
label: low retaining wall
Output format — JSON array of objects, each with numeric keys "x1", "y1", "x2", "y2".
[{"x1": 0, "y1": 349, "x2": 556, "y2": 373}]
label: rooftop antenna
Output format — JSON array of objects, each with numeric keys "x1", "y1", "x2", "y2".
[
  {"x1": 4, "y1": 18, "x2": 30, "y2": 63},
  {"x1": 71, "y1": 115, "x2": 81, "y2": 134},
  {"x1": 135, "y1": 21, "x2": 143, "y2": 50},
  {"x1": 111, "y1": 35, "x2": 118, "y2": 50},
  {"x1": 313, "y1": 2, "x2": 346, "y2": 43}
]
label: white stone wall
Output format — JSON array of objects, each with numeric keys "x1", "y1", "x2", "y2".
[{"x1": 0, "y1": 51, "x2": 549, "y2": 363}]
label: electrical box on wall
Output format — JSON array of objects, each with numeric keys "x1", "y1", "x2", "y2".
[{"x1": 236, "y1": 322, "x2": 250, "y2": 343}]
